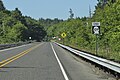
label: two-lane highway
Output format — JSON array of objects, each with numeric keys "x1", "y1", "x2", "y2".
[{"x1": 0, "y1": 42, "x2": 115, "y2": 80}]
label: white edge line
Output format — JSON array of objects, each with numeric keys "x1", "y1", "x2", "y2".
[{"x1": 50, "y1": 43, "x2": 69, "y2": 80}]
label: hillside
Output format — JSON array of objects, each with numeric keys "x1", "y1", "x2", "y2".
[
  {"x1": 0, "y1": 0, "x2": 62, "y2": 43},
  {"x1": 47, "y1": 0, "x2": 120, "y2": 61}
]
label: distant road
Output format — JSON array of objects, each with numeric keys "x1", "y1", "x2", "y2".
[{"x1": 0, "y1": 42, "x2": 114, "y2": 80}]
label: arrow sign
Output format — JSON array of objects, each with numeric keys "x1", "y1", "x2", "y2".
[{"x1": 61, "y1": 32, "x2": 66, "y2": 38}]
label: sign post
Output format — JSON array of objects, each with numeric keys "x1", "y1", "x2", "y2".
[
  {"x1": 92, "y1": 22, "x2": 100, "y2": 55},
  {"x1": 61, "y1": 32, "x2": 66, "y2": 44}
]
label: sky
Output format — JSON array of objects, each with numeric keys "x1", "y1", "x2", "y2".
[{"x1": 3, "y1": 0, "x2": 98, "y2": 20}]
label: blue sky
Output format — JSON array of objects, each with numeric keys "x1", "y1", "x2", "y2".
[{"x1": 3, "y1": 0, "x2": 98, "y2": 20}]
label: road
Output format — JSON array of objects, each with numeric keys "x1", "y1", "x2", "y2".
[{"x1": 0, "y1": 42, "x2": 115, "y2": 80}]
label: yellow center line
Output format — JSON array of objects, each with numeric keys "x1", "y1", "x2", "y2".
[
  {"x1": 0, "y1": 43, "x2": 43, "y2": 68},
  {"x1": 0, "y1": 49, "x2": 30, "y2": 64}
]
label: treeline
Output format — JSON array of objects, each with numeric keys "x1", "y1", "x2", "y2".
[
  {"x1": 47, "y1": 0, "x2": 120, "y2": 61},
  {"x1": 0, "y1": 0, "x2": 63, "y2": 43}
]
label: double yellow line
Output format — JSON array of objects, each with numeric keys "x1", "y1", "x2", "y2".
[{"x1": 0, "y1": 43, "x2": 43, "y2": 68}]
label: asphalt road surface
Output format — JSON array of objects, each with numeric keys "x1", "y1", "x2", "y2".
[{"x1": 0, "y1": 42, "x2": 115, "y2": 80}]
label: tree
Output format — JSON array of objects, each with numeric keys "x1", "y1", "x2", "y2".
[
  {"x1": 47, "y1": 0, "x2": 120, "y2": 61},
  {"x1": 69, "y1": 8, "x2": 74, "y2": 19},
  {"x1": 6, "y1": 21, "x2": 27, "y2": 42},
  {"x1": 0, "y1": 0, "x2": 5, "y2": 11}
]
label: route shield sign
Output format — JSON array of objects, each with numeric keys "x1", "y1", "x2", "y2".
[
  {"x1": 92, "y1": 22, "x2": 100, "y2": 34},
  {"x1": 61, "y1": 32, "x2": 66, "y2": 38}
]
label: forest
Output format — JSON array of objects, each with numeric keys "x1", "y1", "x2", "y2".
[
  {"x1": 0, "y1": 0, "x2": 62, "y2": 43},
  {"x1": 0, "y1": 0, "x2": 120, "y2": 61}
]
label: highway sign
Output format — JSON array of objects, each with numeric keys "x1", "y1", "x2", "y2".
[
  {"x1": 92, "y1": 22, "x2": 100, "y2": 55},
  {"x1": 93, "y1": 26, "x2": 100, "y2": 34},
  {"x1": 92, "y1": 22, "x2": 100, "y2": 35},
  {"x1": 61, "y1": 32, "x2": 66, "y2": 38}
]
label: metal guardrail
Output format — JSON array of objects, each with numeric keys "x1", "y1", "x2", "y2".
[
  {"x1": 0, "y1": 41, "x2": 32, "y2": 50},
  {"x1": 55, "y1": 42, "x2": 120, "y2": 74}
]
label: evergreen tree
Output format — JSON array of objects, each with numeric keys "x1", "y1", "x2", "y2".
[
  {"x1": 69, "y1": 8, "x2": 74, "y2": 19},
  {"x1": 0, "y1": 0, "x2": 5, "y2": 11}
]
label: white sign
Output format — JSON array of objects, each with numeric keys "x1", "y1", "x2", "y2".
[
  {"x1": 92, "y1": 22, "x2": 100, "y2": 34},
  {"x1": 92, "y1": 22, "x2": 100, "y2": 26}
]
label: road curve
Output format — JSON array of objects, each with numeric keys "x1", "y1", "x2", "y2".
[{"x1": 0, "y1": 42, "x2": 115, "y2": 80}]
